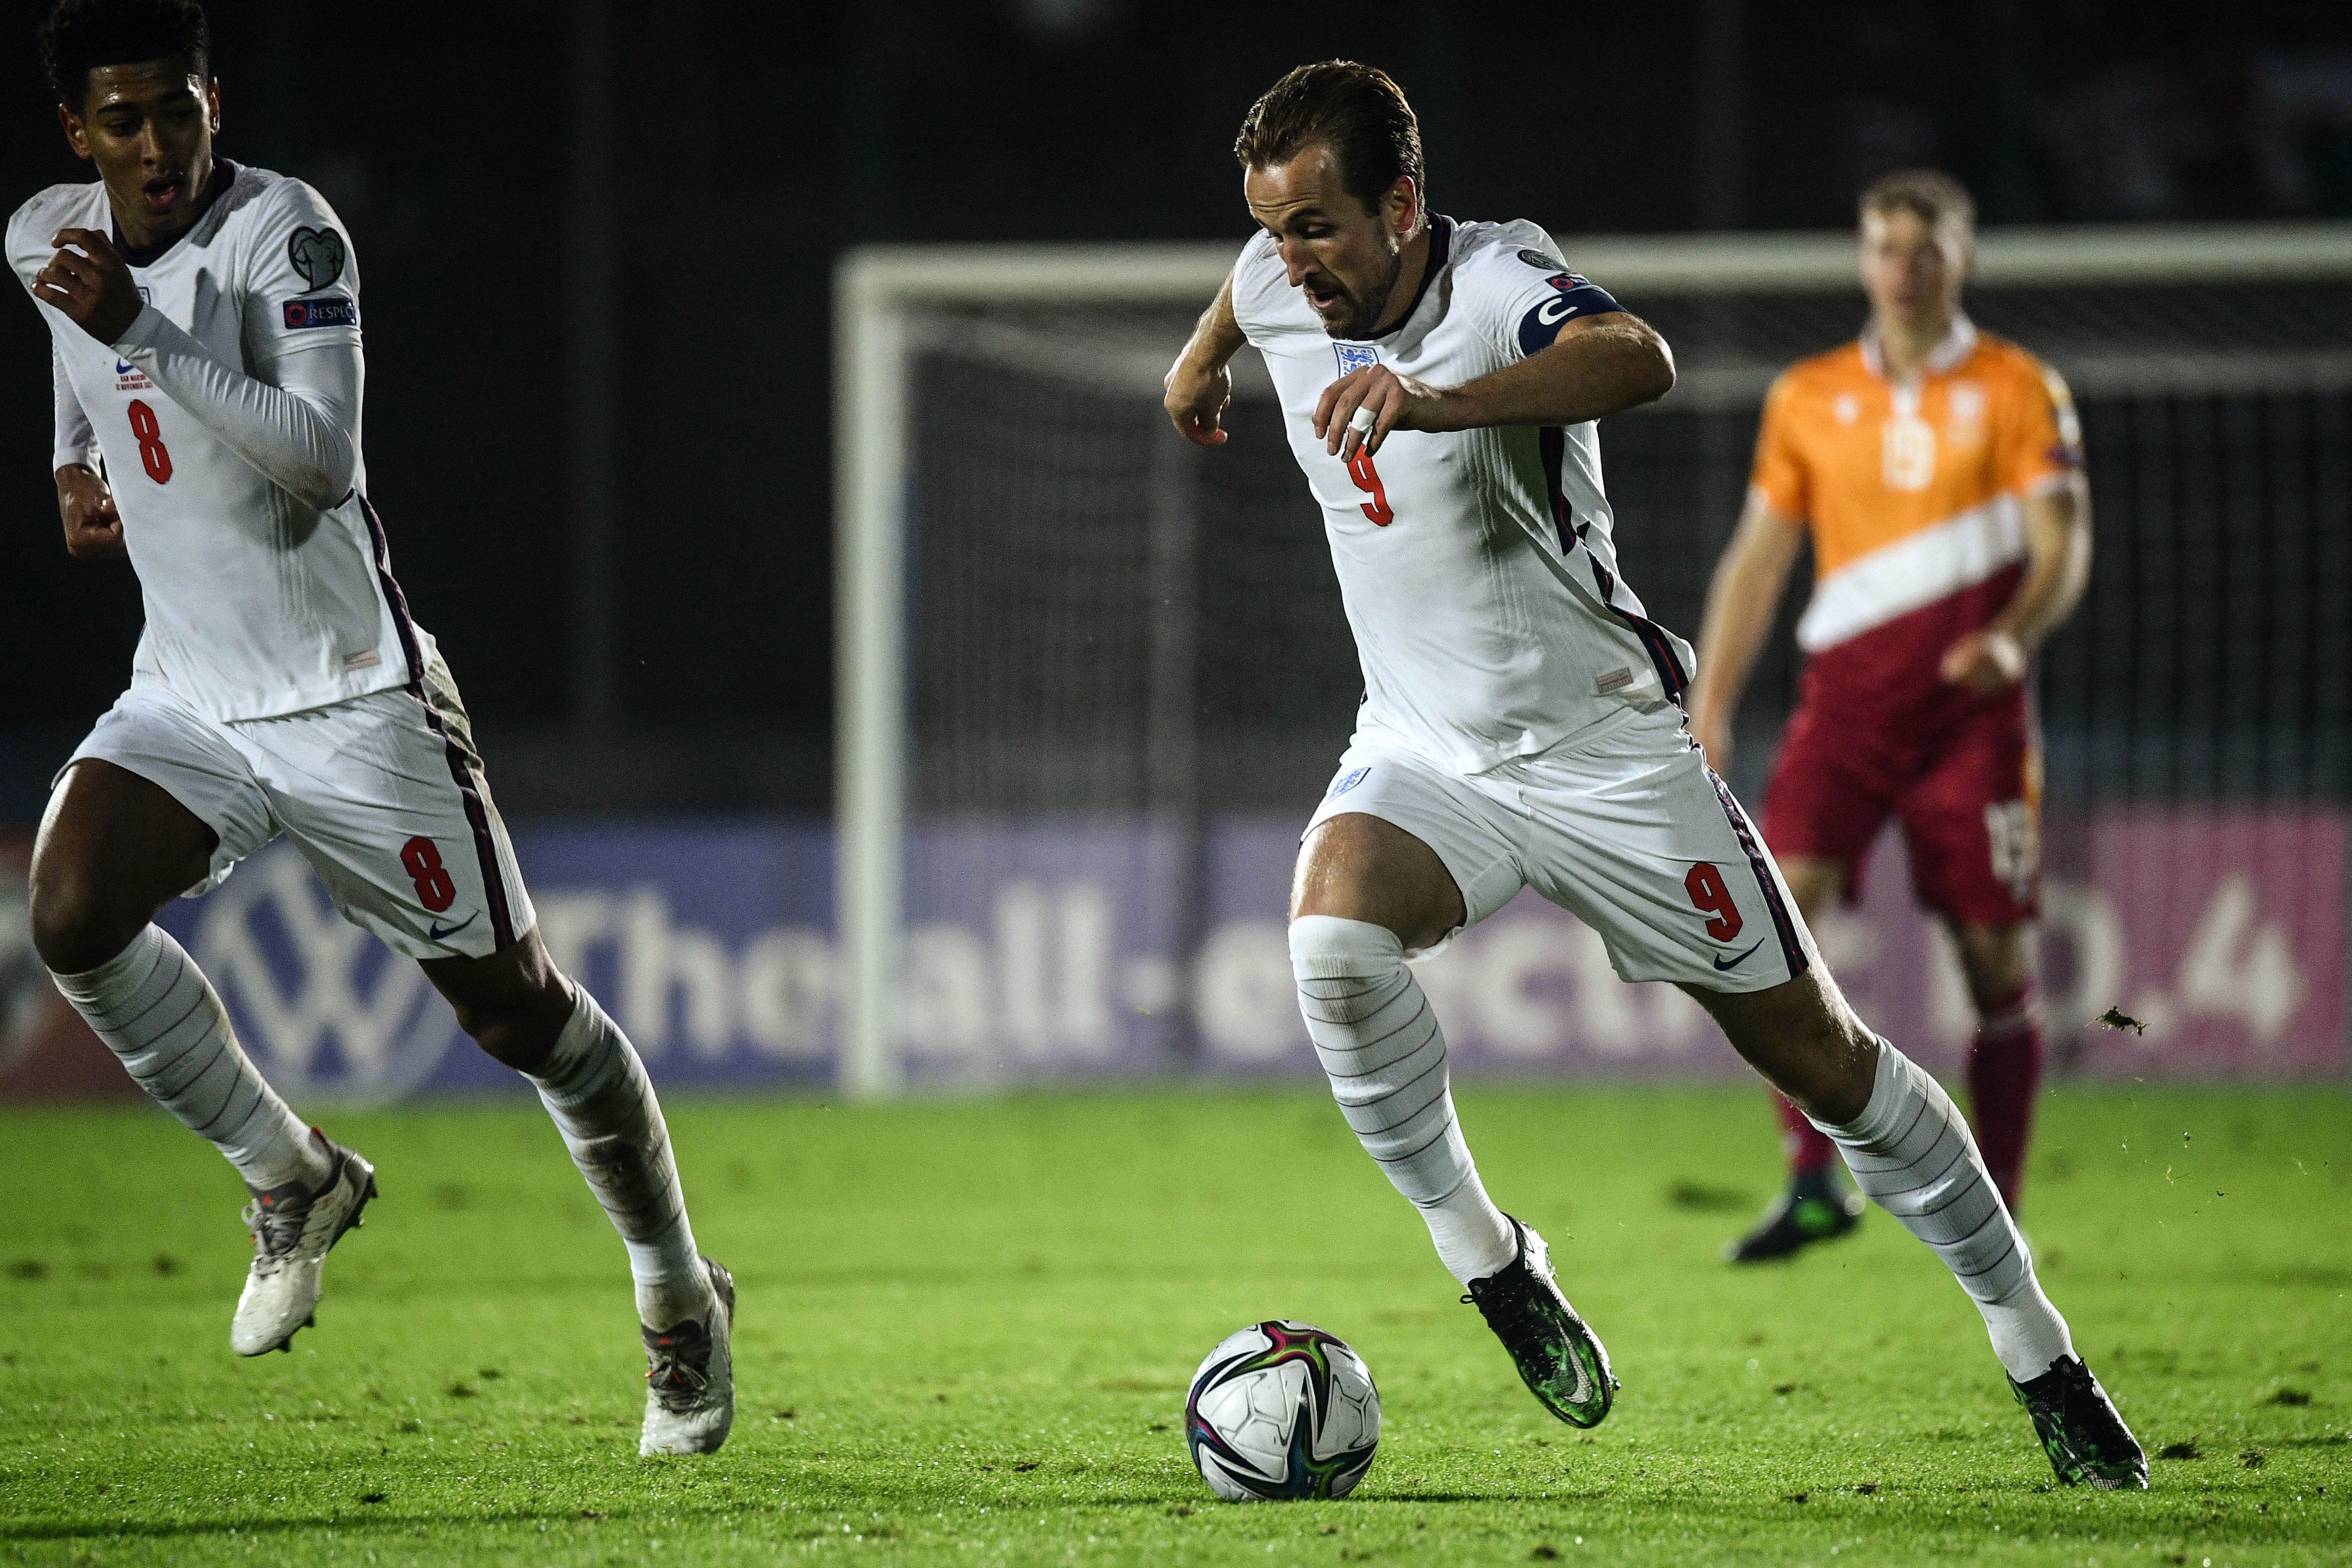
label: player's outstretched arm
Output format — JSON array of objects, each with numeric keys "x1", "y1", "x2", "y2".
[
  {"x1": 1686, "y1": 490, "x2": 1805, "y2": 770},
  {"x1": 1165, "y1": 272, "x2": 1246, "y2": 448},
  {"x1": 1318, "y1": 312, "x2": 1674, "y2": 460},
  {"x1": 1939, "y1": 482, "x2": 2091, "y2": 694}
]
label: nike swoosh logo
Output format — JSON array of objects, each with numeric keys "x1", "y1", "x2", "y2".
[
  {"x1": 1713, "y1": 938, "x2": 1765, "y2": 971},
  {"x1": 427, "y1": 912, "x2": 478, "y2": 941}
]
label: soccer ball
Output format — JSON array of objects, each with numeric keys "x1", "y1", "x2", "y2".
[{"x1": 1184, "y1": 1320, "x2": 1380, "y2": 1501}]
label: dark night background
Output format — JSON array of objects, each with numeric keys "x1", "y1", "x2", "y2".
[{"x1": 5, "y1": 0, "x2": 2350, "y2": 818}]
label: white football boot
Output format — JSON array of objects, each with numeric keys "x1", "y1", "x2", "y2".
[
  {"x1": 229, "y1": 1136, "x2": 378, "y2": 1356},
  {"x1": 640, "y1": 1257, "x2": 735, "y2": 1456}
]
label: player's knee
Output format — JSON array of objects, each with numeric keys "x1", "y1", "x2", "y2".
[
  {"x1": 1289, "y1": 915, "x2": 1405, "y2": 982},
  {"x1": 27, "y1": 866, "x2": 144, "y2": 976},
  {"x1": 1952, "y1": 923, "x2": 2029, "y2": 1008},
  {"x1": 451, "y1": 980, "x2": 572, "y2": 1073},
  {"x1": 460, "y1": 1000, "x2": 560, "y2": 1073}
]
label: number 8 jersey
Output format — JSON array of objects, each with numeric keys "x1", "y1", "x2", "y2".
[
  {"x1": 9, "y1": 162, "x2": 424, "y2": 722},
  {"x1": 1232, "y1": 215, "x2": 1694, "y2": 774}
]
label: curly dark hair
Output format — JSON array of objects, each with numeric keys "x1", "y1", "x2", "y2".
[
  {"x1": 37, "y1": 0, "x2": 211, "y2": 111},
  {"x1": 1235, "y1": 60, "x2": 1424, "y2": 218}
]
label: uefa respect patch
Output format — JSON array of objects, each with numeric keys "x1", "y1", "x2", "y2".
[{"x1": 282, "y1": 297, "x2": 359, "y2": 329}]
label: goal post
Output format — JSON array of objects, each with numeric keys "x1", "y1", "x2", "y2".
[
  {"x1": 833, "y1": 245, "x2": 1238, "y2": 1097},
  {"x1": 833, "y1": 223, "x2": 2352, "y2": 1099}
]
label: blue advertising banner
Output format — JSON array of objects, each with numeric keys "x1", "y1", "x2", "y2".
[{"x1": 84, "y1": 810, "x2": 2340, "y2": 1104}]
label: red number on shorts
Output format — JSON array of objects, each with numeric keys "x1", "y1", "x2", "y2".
[
  {"x1": 127, "y1": 399, "x2": 173, "y2": 484},
  {"x1": 1685, "y1": 862, "x2": 1744, "y2": 942},
  {"x1": 400, "y1": 835, "x2": 457, "y2": 913},
  {"x1": 1345, "y1": 447, "x2": 1394, "y2": 525}
]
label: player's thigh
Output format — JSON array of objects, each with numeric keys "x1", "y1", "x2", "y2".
[
  {"x1": 1895, "y1": 696, "x2": 2039, "y2": 929},
  {"x1": 246, "y1": 681, "x2": 538, "y2": 965},
  {"x1": 30, "y1": 691, "x2": 275, "y2": 970},
  {"x1": 1293, "y1": 747, "x2": 1521, "y2": 954},
  {"x1": 1759, "y1": 700, "x2": 1897, "y2": 910},
  {"x1": 1518, "y1": 710, "x2": 1813, "y2": 994}
]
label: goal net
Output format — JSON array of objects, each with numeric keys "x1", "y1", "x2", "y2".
[{"x1": 835, "y1": 227, "x2": 2352, "y2": 1095}]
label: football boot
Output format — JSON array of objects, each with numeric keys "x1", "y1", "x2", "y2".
[
  {"x1": 2010, "y1": 1355, "x2": 2149, "y2": 1490},
  {"x1": 1464, "y1": 1217, "x2": 1616, "y2": 1429},
  {"x1": 229, "y1": 1134, "x2": 377, "y2": 1356},
  {"x1": 640, "y1": 1256, "x2": 736, "y2": 1456},
  {"x1": 1724, "y1": 1169, "x2": 1865, "y2": 1263}
]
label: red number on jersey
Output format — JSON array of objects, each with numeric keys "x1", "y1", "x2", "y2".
[
  {"x1": 400, "y1": 836, "x2": 458, "y2": 913},
  {"x1": 127, "y1": 399, "x2": 172, "y2": 484},
  {"x1": 1685, "y1": 862, "x2": 1744, "y2": 942},
  {"x1": 1345, "y1": 447, "x2": 1394, "y2": 526}
]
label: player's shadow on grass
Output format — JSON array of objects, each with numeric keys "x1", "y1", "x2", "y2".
[{"x1": 0, "y1": 1503, "x2": 721, "y2": 1546}]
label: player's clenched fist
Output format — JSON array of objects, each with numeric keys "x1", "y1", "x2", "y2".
[
  {"x1": 1315, "y1": 364, "x2": 1440, "y2": 460},
  {"x1": 1164, "y1": 352, "x2": 1233, "y2": 447},
  {"x1": 55, "y1": 463, "x2": 125, "y2": 561},
  {"x1": 34, "y1": 227, "x2": 144, "y2": 344}
]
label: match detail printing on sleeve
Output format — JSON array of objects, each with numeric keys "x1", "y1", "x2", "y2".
[{"x1": 111, "y1": 305, "x2": 362, "y2": 512}]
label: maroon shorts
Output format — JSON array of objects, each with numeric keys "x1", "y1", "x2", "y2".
[{"x1": 1761, "y1": 681, "x2": 2041, "y2": 926}]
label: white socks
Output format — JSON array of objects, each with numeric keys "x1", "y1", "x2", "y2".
[
  {"x1": 527, "y1": 988, "x2": 712, "y2": 1330},
  {"x1": 1290, "y1": 915, "x2": 1517, "y2": 1285},
  {"x1": 53, "y1": 926, "x2": 330, "y2": 1193},
  {"x1": 1810, "y1": 1042, "x2": 2076, "y2": 1381}
]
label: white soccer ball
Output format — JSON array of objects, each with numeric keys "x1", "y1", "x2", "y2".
[{"x1": 1184, "y1": 1320, "x2": 1380, "y2": 1501}]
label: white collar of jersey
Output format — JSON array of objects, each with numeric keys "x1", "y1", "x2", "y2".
[{"x1": 1859, "y1": 312, "x2": 1977, "y2": 383}]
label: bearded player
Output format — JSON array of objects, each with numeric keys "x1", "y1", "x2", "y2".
[
  {"x1": 11, "y1": 0, "x2": 732, "y2": 1454},
  {"x1": 1687, "y1": 172, "x2": 2090, "y2": 1265},
  {"x1": 1164, "y1": 62, "x2": 2140, "y2": 1487}
]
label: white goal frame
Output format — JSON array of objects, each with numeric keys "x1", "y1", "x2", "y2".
[{"x1": 831, "y1": 220, "x2": 2352, "y2": 1097}]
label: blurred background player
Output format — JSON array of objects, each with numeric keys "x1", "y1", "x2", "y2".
[
  {"x1": 1166, "y1": 63, "x2": 2139, "y2": 1486},
  {"x1": 1688, "y1": 170, "x2": 2091, "y2": 1263},
  {"x1": 9, "y1": 0, "x2": 733, "y2": 1454}
]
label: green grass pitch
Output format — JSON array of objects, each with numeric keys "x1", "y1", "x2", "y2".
[{"x1": 2, "y1": 1083, "x2": 2347, "y2": 1565}]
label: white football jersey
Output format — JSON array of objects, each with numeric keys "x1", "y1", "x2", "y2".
[
  {"x1": 8, "y1": 162, "x2": 426, "y2": 722},
  {"x1": 1233, "y1": 216, "x2": 1694, "y2": 774}
]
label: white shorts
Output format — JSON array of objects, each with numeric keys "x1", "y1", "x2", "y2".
[
  {"x1": 62, "y1": 656, "x2": 535, "y2": 961},
  {"x1": 1304, "y1": 705, "x2": 1817, "y2": 993}
]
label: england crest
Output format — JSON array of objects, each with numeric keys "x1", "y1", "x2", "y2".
[{"x1": 1334, "y1": 343, "x2": 1380, "y2": 376}]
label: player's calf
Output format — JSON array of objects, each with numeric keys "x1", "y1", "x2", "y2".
[
  {"x1": 1288, "y1": 915, "x2": 1516, "y2": 1285},
  {"x1": 1699, "y1": 970, "x2": 2136, "y2": 1479}
]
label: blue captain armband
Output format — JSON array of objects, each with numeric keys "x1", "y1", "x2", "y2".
[{"x1": 1516, "y1": 274, "x2": 1623, "y2": 356}]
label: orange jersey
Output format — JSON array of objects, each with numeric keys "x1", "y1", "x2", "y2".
[{"x1": 1750, "y1": 319, "x2": 2081, "y2": 653}]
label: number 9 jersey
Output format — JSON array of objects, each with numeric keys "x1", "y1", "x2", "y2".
[
  {"x1": 1236, "y1": 217, "x2": 1816, "y2": 991},
  {"x1": 1231, "y1": 216, "x2": 1695, "y2": 776}
]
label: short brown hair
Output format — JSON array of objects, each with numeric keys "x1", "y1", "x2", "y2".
[
  {"x1": 1235, "y1": 60, "x2": 1424, "y2": 217},
  {"x1": 1859, "y1": 169, "x2": 1976, "y2": 238}
]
